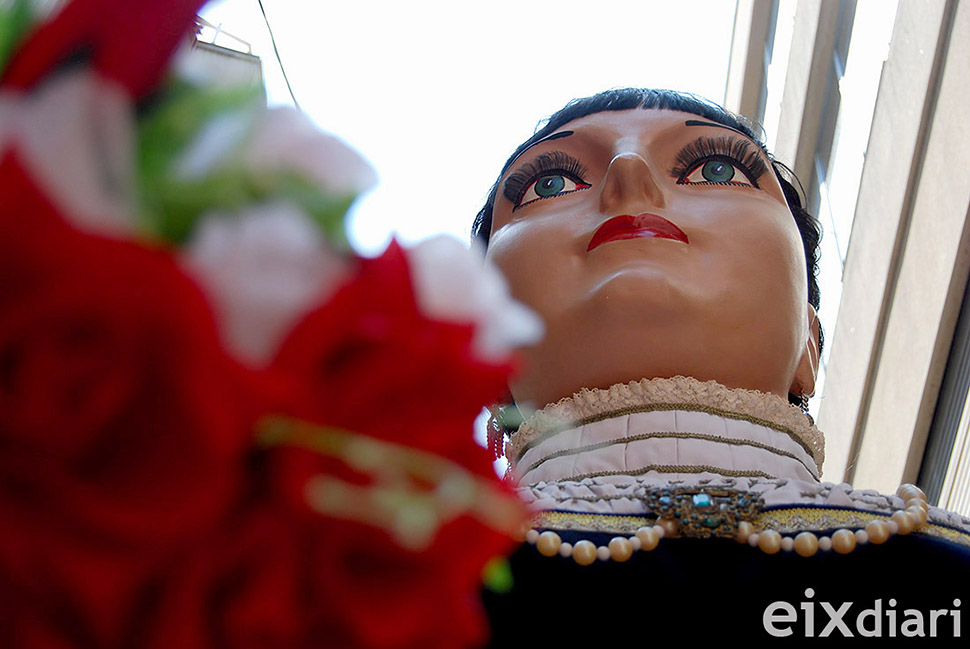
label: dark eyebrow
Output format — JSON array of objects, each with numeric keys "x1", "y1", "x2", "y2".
[
  {"x1": 506, "y1": 130, "x2": 574, "y2": 167},
  {"x1": 684, "y1": 119, "x2": 752, "y2": 139}
]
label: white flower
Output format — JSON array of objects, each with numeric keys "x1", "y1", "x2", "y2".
[
  {"x1": 241, "y1": 106, "x2": 377, "y2": 195},
  {"x1": 174, "y1": 103, "x2": 377, "y2": 198},
  {"x1": 182, "y1": 201, "x2": 350, "y2": 365},
  {"x1": 0, "y1": 71, "x2": 135, "y2": 235},
  {"x1": 405, "y1": 235, "x2": 544, "y2": 362}
]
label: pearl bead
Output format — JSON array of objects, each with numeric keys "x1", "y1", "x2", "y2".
[
  {"x1": 536, "y1": 531, "x2": 562, "y2": 557},
  {"x1": 658, "y1": 519, "x2": 678, "y2": 538},
  {"x1": 891, "y1": 510, "x2": 915, "y2": 535},
  {"x1": 906, "y1": 505, "x2": 928, "y2": 525},
  {"x1": 866, "y1": 520, "x2": 890, "y2": 544},
  {"x1": 758, "y1": 530, "x2": 782, "y2": 554},
  {"x1": 608, "y1": 536, "x2": 633, "y2": 562},
  {"x1": 832, "y1": 529, "x2": 856, "y2": 554},
  {"x1": 794, "y1": 532, "x2": 819, "y2": 557},
  {"x1": 905, "y1": 498, "x2": 928, "y2": 512},
  {"x1": 572, "y1": 540, "x2": 597, "y2": 566},
  {"x1": 736, "y1": 521, "x2": 754, "y2": 543},
  {"x1": 903, "y1": 509, "x2": 919, "y2": 529},
  {"x1": 525, "y1": 481, "x2": 929, "y2": 565},
  {"x1": 636, "y1": 527, "x2": 660, "y2": 551},
  {"x1": 897, "y1": 484, "x2": 925, "y2": 501}
]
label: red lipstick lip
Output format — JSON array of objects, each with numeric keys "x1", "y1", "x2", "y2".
[{"x1": 587, "y1": 213, "x2": 689, "y2": 252}]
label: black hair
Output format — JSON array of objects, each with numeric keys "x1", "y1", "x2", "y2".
[{"x1": 471, "y1": 88, "x2": 823, "y2": 403}]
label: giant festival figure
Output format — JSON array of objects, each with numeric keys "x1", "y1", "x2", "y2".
[{"x1": 473, "y1": 88, "x2": 970, "y2": 644}]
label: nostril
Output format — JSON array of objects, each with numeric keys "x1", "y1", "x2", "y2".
[{"x1": 599, "y1": 153, "x2": 666, "y2": 212}]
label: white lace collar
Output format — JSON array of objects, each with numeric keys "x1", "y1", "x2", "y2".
[{"x1": 507, "y1": 376, "x2": 825, "y2": 478}]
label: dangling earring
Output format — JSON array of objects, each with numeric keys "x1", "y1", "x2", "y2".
[
  {"x1": 486, "y1": 408, "x2": 506, "y2": 461},
  {"x1": 486, "y1": 403, "x2": 524, "y2": 461},
  {"x1": 799, "y1": 393, "x2": 814, "y2": 425}
]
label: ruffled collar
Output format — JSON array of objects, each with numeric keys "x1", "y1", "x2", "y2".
[{"x1": 507, "y1": 376, "x2": 825, "y2": 478}]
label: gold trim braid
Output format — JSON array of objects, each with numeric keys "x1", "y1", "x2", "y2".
[
  {"x1": 528, "y1": 508, "x2": 970, "y2": 548},
  {"x1": 519, "y1": 430, "x2": 819, "y2": 479}
]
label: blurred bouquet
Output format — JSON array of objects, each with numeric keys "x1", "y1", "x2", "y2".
[{"x1": 0, "y1": 1, "x2": 541, "y2": 647}]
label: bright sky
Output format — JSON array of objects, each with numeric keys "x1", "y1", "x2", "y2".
[{"x1": 199, "y1": 0, "x2": 737, "y2": 254}]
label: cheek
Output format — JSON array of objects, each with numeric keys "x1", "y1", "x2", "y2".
[
  {"x1": 696, "y1": 208, "x2": 808, "y2": 312},
  {"x1": 486, "y1": 226, "x2": 563, "y2": 318},
  {"x1": 736, "y1": 220, "x2": 810, "y2": 350},
  {"x1": 487, "y1": 211, "x2": 590, "y2": 319},
  {"x1": 772, "y1": 219, "x2": 810, "y2": 302}
]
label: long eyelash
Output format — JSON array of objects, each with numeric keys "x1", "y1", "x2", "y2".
[
  {"x1": 503, "y1": 151, "x2": 589, "y2": 205},
  {"x1": 670, "y1": 136, "x2": 768, "y2": 187}
]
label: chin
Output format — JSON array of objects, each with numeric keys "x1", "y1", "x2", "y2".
[
  {"x1": 585, "y1": 264, "x2": 684, "y2": 302},
  {"x1": 577, "y1": 272, "x2": 703, "y2": 338}
]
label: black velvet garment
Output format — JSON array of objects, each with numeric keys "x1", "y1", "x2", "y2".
[{"x1": 484, "y1": 529, "x2": 970, "y2": 647}]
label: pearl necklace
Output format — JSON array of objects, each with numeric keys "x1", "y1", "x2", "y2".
[{"x1": 524, "y1": 483, "x2": 929, "y2": 566}]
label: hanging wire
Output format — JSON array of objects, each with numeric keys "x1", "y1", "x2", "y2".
[{"x1": 256, "y1": 0, "x2": 301, "y2": 111}]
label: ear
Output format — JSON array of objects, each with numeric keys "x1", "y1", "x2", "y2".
[{"x1": 789, "y1": 304, "x2": 820, "y2": 398}]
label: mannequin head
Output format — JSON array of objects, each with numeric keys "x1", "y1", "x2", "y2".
[{"x1": 472, "y1": 89, "x2": 822, "y2": 412}]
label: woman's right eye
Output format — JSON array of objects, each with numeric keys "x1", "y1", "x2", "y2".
[
  {"x1": 503, "y1": 151, "x2": 592, "y2": 210},
  {"x1": 517, "y1": 174, "x2": 591, "y2": 209}
]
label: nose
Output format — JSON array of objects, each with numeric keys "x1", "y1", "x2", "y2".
[{"x1": 598, "y1": 152, "x2": 667, "y2": 214}]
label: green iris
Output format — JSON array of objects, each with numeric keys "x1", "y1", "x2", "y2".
[
  {"x1": 535, "y1": 175, "x2": 566, "y2": 197},
  {"x1": 702, "y1": 160, "x2": 735, "y2": 183}
]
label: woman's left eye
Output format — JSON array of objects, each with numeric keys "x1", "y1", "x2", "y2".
[
  {"x1": 518, "y1": 174, "x2": 591, "y2": 207},
  {"x1": 680, "y1": 159, "x2": 755, "y2": 187}
]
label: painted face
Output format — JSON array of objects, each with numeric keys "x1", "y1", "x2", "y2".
[{"x1": 486, "y1": 109, "x2": 818, "y2": 412}]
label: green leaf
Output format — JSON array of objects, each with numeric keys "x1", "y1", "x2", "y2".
[
  {"x1": 139, "y1": 164, "x2": 357, "y2": 247},
  {"x1": 266, "y1": 172, "x2": 356, "y2": 249},
  {"x1": 482, "y1": 556, "x2": 514, "y2": 594},
  {"x1": 136, "y1": 80, "x2": 261, "y2": 188},
  {"x1": 135, "y1": 79, "x2": 358, "y2": 247},
  {"x1": 0, "y1": 0, "x2": 36, "y2": 74}
]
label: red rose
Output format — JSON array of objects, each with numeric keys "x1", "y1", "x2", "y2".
[
  {"x1": 143, "y1": 489, "x2": 514, "y2": 649},
  {"x1": 1, "y1": 0, "x2": 207, "y2": 97},
  {"x1": 0, "y1": 157, "x2": 252, "y2": 647},
  {"x1": 304, "y1": 518, "x2": 501, "y2": 649},
  {"x1": 138, "y1": 505, "x2": 306, "y2": 649},
  {"x1": 272, "y1": 241, "x2": 511, "y2": 478},
  {"x1": 254, "y1": 241, "x2": 522, "y2": 648}
]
